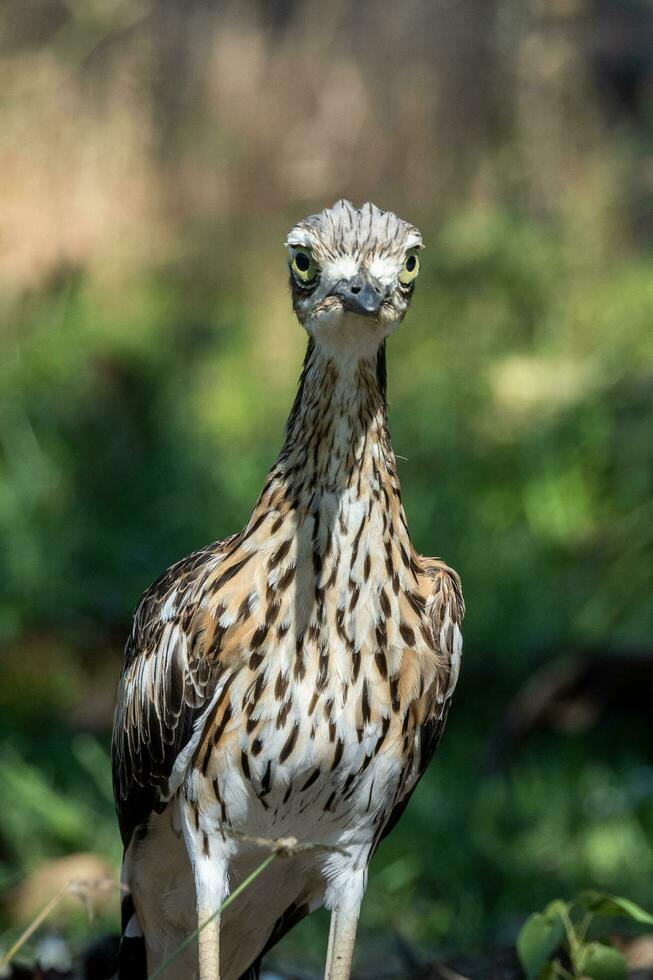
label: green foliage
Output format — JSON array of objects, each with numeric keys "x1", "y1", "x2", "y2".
[
  {"x1": 517, "y1": 904, "x2": 566, "y2": 979},
  {"x1": 578, "y1": 891, "x2": 653, "y2": 926},
  {"x1": 576, "y1": 944, "x2": 627, "y2": 980},
  {"x1": 0, "y1": 739, "x2": 119, "y2": 876},
  {"x1": 517, "y1": 891, "x2": 653, "y2": 979}
]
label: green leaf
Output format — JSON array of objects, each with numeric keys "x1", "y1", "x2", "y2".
[
  {"x1": 577, "y1": 890, "x2": 653, "y2": 925},
  {"x1": 576, "y1": 942, "x2": 627, "y2": 980},
  {"x1": 517, "y1": 911, "x2": 565, "y2": 979}
]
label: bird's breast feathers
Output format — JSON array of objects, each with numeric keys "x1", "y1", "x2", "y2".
[
  {"x1": 177, "y1": 543, "x2": 460, "y2": 853},
  {"x1": 113, "y1": 469, "x2": 464, "y2": 855}
]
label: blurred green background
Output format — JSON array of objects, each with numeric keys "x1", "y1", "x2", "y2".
[{"x1": 1, "y1": 0, "x2": 653, "y2": 973}]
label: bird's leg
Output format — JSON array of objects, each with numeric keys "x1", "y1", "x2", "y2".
[
  {"x1": 324, "y1": 905, "x2": 360, "y2": 980},
  {"x1": 193, "y1": 854, "x2": 228, "y2": 980},
  {"x1": 197, "y1": 898, "x2": 221, "y2": 980},
  {"x1": 180, "y1": 798, "x2": 228, "y2": 980},
  {"x1": 324, "y1": 868, "x2": 366, "y2": 980}
]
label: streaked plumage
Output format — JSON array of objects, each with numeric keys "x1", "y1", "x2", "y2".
[{"x1": 112, "y1": 200, "x2": 464, "y2": 980}]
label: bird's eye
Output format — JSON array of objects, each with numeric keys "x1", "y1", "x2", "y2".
[
  {"x1": 399, "y1": 250, "x2": 420, "y2": 285},
  {"x1": 289, "y1": 248, "x2": 318, "y2": 284}
]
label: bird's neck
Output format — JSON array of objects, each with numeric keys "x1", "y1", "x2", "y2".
[
  {"x1": 250, "y1": 340, "x2": 412, "y2": 557},
  {"x1": 280, "y1": 339, "x2": 391, "y2": 490}
]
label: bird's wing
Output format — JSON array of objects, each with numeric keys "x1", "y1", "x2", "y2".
[
  {"x1": 378, "y1": 560, "x2": 464, "y2": 845},
  {"x1": 423, "y1": 558, "x2": 464, "y2": 707},
  {"x1": 111, "y1": 536, "x2": 242, "y2": 846}
]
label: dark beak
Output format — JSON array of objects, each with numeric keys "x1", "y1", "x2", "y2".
[{"x1": 334, "y1": 271, "x2": 388, "y2": 317}]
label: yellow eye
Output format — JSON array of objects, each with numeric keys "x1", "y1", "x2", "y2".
[
  {"x1": 399, "y1": 250, "x2": 420, "y2": 285},
  {"x1": 289, "y1": 248, "x2": 318, "y2": 284}
]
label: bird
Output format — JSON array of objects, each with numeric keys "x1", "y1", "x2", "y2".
[{"x1": 111, "y1": 199, "x2": 464, "y2": 980}]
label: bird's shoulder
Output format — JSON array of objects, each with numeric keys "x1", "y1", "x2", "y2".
[
  {"x1": 414, "y1": 555, "x2": 464, "y2": 701},
  {"x1": 123, "y1": 532, "x2": 242, "y2": 667},
  {"x1": 419, "y1": 557, "x2": 465, "y2": 647}
]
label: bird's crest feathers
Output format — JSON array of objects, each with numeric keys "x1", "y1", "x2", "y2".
[{"x1": 286, "y1": 199, "x2": 423, "y2": 263}]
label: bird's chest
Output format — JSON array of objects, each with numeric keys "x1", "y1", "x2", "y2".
[
  {"x1": 190, "y1": 492, "x2": 437, "y2": 845},
  {"x1": 193, "y1": 598, "x2": 434, "y2": 849},
  {"x1": 196, "y1": 683, "x2": 406, "y2": 854}
]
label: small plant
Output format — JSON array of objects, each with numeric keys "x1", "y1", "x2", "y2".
[{"x1": 517, "y1": 891, "x2": 653, "y2": 979}]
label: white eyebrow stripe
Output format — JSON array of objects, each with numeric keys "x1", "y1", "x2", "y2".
[
  {"x1": 323, "y1": 256, "x2": 360, "y2": 281},
  {"x1": 285, "y1": 230, "x2": 313, "y2": 248},
  {"x1": 368, "y1": 255, "x2": 402, "y2": 285}
]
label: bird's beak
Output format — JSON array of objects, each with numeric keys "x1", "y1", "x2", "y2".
[{"x1": 333, "y1": 271, "x2": 389, "y2": 318}]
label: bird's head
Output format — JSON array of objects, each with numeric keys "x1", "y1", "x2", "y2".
[{"x1": 286, "y1": 200, "x2": 423, "y2": 361}]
